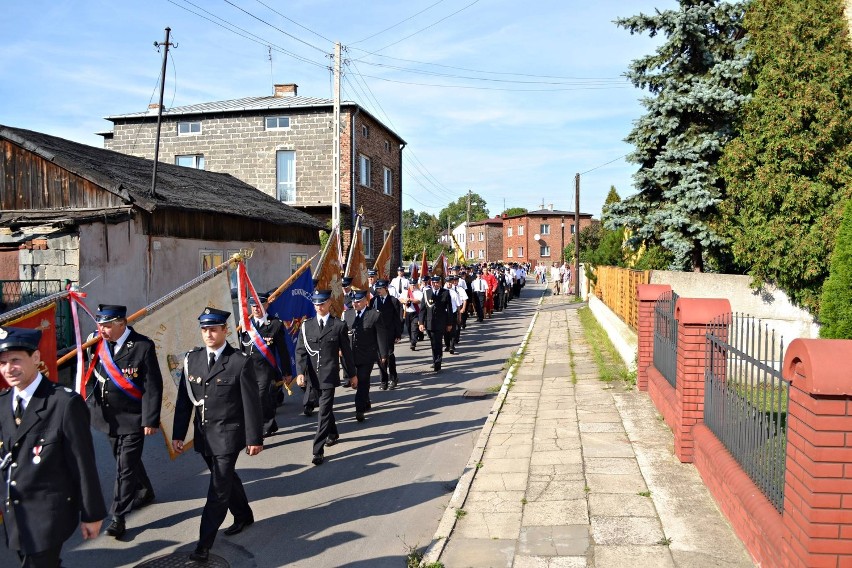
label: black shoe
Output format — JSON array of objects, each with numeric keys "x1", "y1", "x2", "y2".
[
  {"x1": 224, "y1": 518, "x2": 254, "y2": 536},
  {"x1": 303, "y1": 404, "x2": 314, "y2": 416},
  {"x1": 380, "y1": 382, "x2": 388, "y2": 390},
  {"x1": 189, "y1": 547, "x2": 209, "y2": 562},
  {"x1": 312, "y1": 454, "x2": 324, "y2": 466},
  {"x1": 105, "y1": 518, "x2": 126, "y2": 538},
  {"x1": 434, "y1": 364, "x2": 441, "y2": 373},
  {"x1": 410, "y1": 343, "x2": 416, "y2": 351},
  {"x1": 390, "y1": 378, "x2": 398, "y2": 390},
  {"x1": 325, "y1": 435, "x2": 339, "y2": 447},
  {"x1": 366, "y1": 401, "x2": 372, "y2": 411},
  {"x1": 449, "y1": 348, "x2": 455, "y2": 354},
  {"x1": 132, "y1": 490, "x2": 155, "y2": 510},
  {"x1": 444, "y1": 346, "x2": 450, "y2": 352},
  {"x1": 356, "y1": 411, "x2": 365, "y2": 422}
]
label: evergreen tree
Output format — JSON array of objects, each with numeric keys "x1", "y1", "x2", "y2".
[
  {"x1": 607, "y1": 1, "x2": 749, "y2": 271},
  {"x1": 719, "y1": 0, "x2": 852, "y2": 313},
  {"x1": 438, "y1": 193, "x2": 489, "y2": 229},
  {"x1": 819, "y1": 199, "x2": 852, "y2": 338}
]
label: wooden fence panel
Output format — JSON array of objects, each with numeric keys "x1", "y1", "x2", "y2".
[{"x1": 592, "y1": 266, "x2": 650, "y2": 330}]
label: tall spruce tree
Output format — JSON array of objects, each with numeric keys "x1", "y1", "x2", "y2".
[
  {"x1": 819, "y1": 199, "x2": 852, "y2": 338},
  {"x1": 719, "y1": 0, "x2": 852, "y2": 314},
  {"x1": 607, "y1": 1, "x2": 749, "y2": 271}
]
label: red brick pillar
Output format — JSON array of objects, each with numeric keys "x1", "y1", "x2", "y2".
[
  {"x1": 673, "y1": 298, "x2": 730, "y2": 463},
  {"x1": 782, "y1": 339, "x2": 852, "y2": 568},
  {"x1": 636, "y1": 284, "x2": 672, "y2": 392}
]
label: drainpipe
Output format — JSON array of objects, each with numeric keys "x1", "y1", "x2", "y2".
[
  {"x1": 350, "y1": 106, "x2": 361, "y2": 237},
  {"x1": 398, "y1": 141, "x2": 406, "y2": 267}
]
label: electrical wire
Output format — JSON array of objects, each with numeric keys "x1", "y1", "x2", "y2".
[
  {"x1": 221, "y1": 0, "x2": 328, "y2": 54},
  {"x1": 354, "y1": 72, "x2": 632, "y2": 92},
  {"x1": 370, "y1": 0, "x2": 482, "y2": 53},
  {"x1": 252, "y1": 0, "x2": 334, "y2": 44},
  {"x1": 580, "y1": 154, "x2": 629, "y2": 175},
  {"x1": 349, "y1": 0, "x2": 449, "y2": 45}
]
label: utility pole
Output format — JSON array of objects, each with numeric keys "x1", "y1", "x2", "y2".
[
  {"x1": 151, "y1": 27, "x2": 176, "y2": 198},
  {"x1": 332, "y1": 41, "x2": 341, "y2": 231},
  {"x1": 466, "y1": 189, "x2": 471, "y2": 224},
  {"x1": 574, "y1": 173, "x2": 581, "y2": 298}
]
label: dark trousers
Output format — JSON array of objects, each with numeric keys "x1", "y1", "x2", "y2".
[
  {"x1": 354, "y1": 362, "x2": 374, "y2": 412},
  {"x1": 258, "y1": 373, "x2": 278, "y2": 435},
  {"x1": 427, "y1": 329, "x2": 443, "y2": 367},
  {"x1": 513, "y1": 281, "x2": 521, "y2": 298},
  {"x1": 473, "y1": 292, "x2": 485, "y2": 321},
  {"x1": 404, "y1": 312, "x2": 419, "y2": 345},
  {"x1": 495, "y1": 287, "x2": 504, "y2": 311},
  {"x1": 313, "y1": 387, "x2": 338, "y2": 456},
  {"x1": 16, "y1": 546, "x2": 62, "y2": 568},
  {"x1": 109, "y1": 431, "x2": 152, "y2": 519},
  {"x1": 198, "y1": 452, "x2": 252, "y2": 550},
  {"x1": 377, "y1": 343, "x2": 397, "y2": 385},
  {"x1": 443, "y1": 317, "x2": 457, "y2": 352},
  {"x1": 302, "y1": 381, "x2": 319, "y2": 410},
  {"x1": 454, "y1": 314, "x2": 463, "y2": 344}
]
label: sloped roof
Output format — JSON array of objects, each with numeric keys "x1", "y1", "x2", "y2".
[
  {"x1": 504, "y1": 208, "x2": 594, "y2": 220},
  {"x1": 468, "y1": 217, "x2": 504, "y2": 227},
  {"x1": 0, "y1": 125, "x2": 325, "y2": 230}
]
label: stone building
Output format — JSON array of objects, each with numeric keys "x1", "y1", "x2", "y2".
[
  {"x1": 100, "y1": 84, "x2": 405, "y2": 265},
  {"x1": 465, "y1": 217, "x2": 504, "y2": 263},
  {"x1": 502, "y1": 206, "x2": 594, "y2": 267}
]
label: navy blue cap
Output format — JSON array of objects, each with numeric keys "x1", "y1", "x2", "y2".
[
  {"x1": 350, "y1": 289, "x2": 368, "y2": 300},
  {"x1": 374, "y1": 279, "x2": 389, "y2": 289},
  {"x1": 430, "y1": 275, "x2": 442, "y2": 282},
  {"x1": 96, "y1": 304, "x2": 127, "y2": 323},
  {"x1": 248, "y1": 293, "x2": 269, "y2": 306},
  {"x1": 367, "y1": 269, "x2": 377, "y2": 276},
  {"x1": 341, "y1": 277, "x2": 353, "y2": 287},
  {"x1": 0, "y1": 326, "x2": 42, "y2": 353},
  {"x1": 312, "y1": 290, "x2": 332, "y2": 304},
  {"x1": 198, "y1": 307, "x2": 231, "y2": 327},
  {"x1": 450, "y1": 275, "x2": 459, "y2": 281},
  {"x1": 397, "y1": 266, "x2": 405, "y2": 271}
]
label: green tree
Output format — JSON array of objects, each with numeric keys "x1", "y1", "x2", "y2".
[
  {"x1": 501, "y1": 207, "x2": 528, "y2": 217},
  {"x1": 607, "y1": 1, "x2": 749, "y2": 272},
  {"x1": 438, "y1": 193, "x2": 489, "y2": 229},
  {"x1": 401, "y1": 208, "x2": 443, "y2": 261},
  {"x1": 719, "y1": 0, "x2": 852, "y2": 314},
  {"x1": 819, "y1": 199, "x2": 852, "y2": 337}
]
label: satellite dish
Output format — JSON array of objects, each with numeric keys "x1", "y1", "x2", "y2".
[{"x1": 533, "y1": 234, "x2": 541, "y2": 241}]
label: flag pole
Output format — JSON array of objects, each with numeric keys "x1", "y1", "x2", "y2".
[
  {"x1": 0, "y1": 291, "x2": 70, "y2": 325},
  {"x1": 265, "y1": 251, "x2": 319, "y2": 306},
  {"x1": 56, "y1": 252, "x2": 244, "y2": 367}
]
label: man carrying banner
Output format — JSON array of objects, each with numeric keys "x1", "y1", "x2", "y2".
[
  {"x1": 370, "y1": 280, "x2": 403, "y2": 390},
  {"x1": 240, "y1": 294, "x2": 292, "y2": 438},
  {"x1": 295, "y1": 291, "x2": 356, "y2": 465},
  {"x1": 342, "y1": 290, "x2": 386, "y2": 422},
  {"x1": 86, "y1": 304, "x2": 163, "y2": 539},
  {"x1": 402, "y1": 279, "x2": 422, "y2": 351},
  {"x1": 0, "y1": 326, "x2": 106, "y2": 566},
  {"x1": 172, "y1": 308, "x2": 263, "y2": 562},
  {"x1": 418, "y1": 275, "x2": 453, "y2": 373}
]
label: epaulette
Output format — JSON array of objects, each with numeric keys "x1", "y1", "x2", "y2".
[{"x1": 188, "y1": 346, "x2": 204, "y2": 353}]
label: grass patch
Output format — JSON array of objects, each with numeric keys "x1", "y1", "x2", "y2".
[
  {"x1": 577, "y1": 307, "x2": 633, "y2": 387},
  {"x1": 455, "y1": 509, "x2": 467, "y2": 519},
  {"x1": 638, "y1": 490, "x2": 651, "y2": 497},
  {"x1": 485, "y1": 383, "x2": 503, "y2": 393},
  {"x1": 657, "y1": 536, "x2": 673, "y2": 546}
]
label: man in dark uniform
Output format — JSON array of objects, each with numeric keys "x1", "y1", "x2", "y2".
[
  {"x1": 370, "y1": 279, "x2": 402, "y2": 390},
  {"x1": 341, "y1": 276, "x2": 354, "y2": 312},
  {"x1": 172, "y1": 308, "x2": 264, "y2": 562},
  {"x1": 0, "y1": 326, "x2": 106, "y2": 567},
  {"x1": 418, "y1": 275, "x2": 453, "y2": 373},
  {"x1": 240, "y1": 294, "x2": 292, "y2": 437},
  {"x1": 295, "y1": 291, "x2": 356, "y2": 466},
  {"x1": 86, "y1": 304, "x2": 163, "y2": 539},
  {"x1": 367, "y1": 269, "x2": 378, "y2": 295},
  {"x1": 342, "y1": 290, "x2": 387, "y2": 422},
  {"x1": 470, "y1": 270, "x2": 487, "y2": 322}
]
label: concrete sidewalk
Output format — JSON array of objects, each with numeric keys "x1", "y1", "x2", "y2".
[{"x1": 425, "y1": 292, "x2": 755, "y2": 567}]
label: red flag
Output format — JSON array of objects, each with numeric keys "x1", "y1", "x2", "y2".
[
  {"x1": 314, "y1": 226, "x2": 345, "y2": 317},
  {"x1": 420, "y1": 247, "x2": 429, "y2": 280},
  {"x1": 432, "y1": 252, "x2": 447, "y2": 279},
  {"x1": 373, "y1": 225, "x2": 396, "y2": 280},
  {"x1": 345, "y1": 216, "x2": 370, "y2": 292},
  {"x1": 1, "y1": 304, "x2": 58, "y2": 388}
]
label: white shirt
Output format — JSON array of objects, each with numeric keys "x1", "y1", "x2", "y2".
[
  {"x1": 205, "y1": 342, "x2": 228, "y2": 365},
  {"x1": 389, "y1": 276, "x2": 410, "y2": 299},
  {"x1": 12, "y1": 373, "x2": 44, "y2": 414},
  {"x1": 316, "y1": 314, "x2": 330, "y2": 328},
  {"x1": 446, "y1": 286, "x2": 460, "y2": 313},
  {"x1": 405, "y1": 288, "x2": 423, "y2": 313},
  {"x1": 457, "y1": 278, "x2": 468, "y2": 290},
  {"x1": 454, "y1": 286, "x2": 468, "y2": 303},
  {"x1": 471, "y1": 278, "x2": 487, "y2": 293},
  {"x1": 111, "y1": 325, "x2": 132, "y2": 355}
]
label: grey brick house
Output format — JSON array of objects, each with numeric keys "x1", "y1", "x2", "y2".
[{"x1": 100, "y1": 84, "x2": 405, "y2": 266}]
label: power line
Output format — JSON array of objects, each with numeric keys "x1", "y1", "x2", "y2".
[
  {"x1": 580, "y1": 154, "x2": 629, "y2": 175},
  {"x1": 221, "y1": 0, "x2": 328, "y2": 53},
  {"x1": 251, "y1": 0, "x2": 333, "y2": 44},
  {"x1": 371, "y1": 0, "x2": 482, "y2": 53},
  {"x1": 353, "y1": 72, "x2": 632, "y2": 92},
  {"x1": 349, "y1": 0, "x2": 449, "y2": 45}
]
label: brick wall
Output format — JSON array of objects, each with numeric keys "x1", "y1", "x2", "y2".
[
  {"x1": 502, "y1": 214, "x2": 594, "y2": 265},
  {"x1": 465, "y1": 221, "x2": 503, "y2": 263}
]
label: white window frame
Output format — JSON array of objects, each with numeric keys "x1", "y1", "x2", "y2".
[
  {"x1": 384, "y1": 140, "x2": 391, "y2": 152},
  {"x1": 507, "y1": 227, "x2": 513, "y2": 237},
  {"x1": 265, "y1": 116, "x2": 291, "y2": 130},
  {"x1": 363, "y1": 226, "x2": 373, "y2": 258},
  {"x1": 540, "y1": 244, "x2": 551, "y2": 257},
  {"x1": 479, "y1": 232, "x2": 484, "y2": 242},
  {"x1": 571, "y1": 224, "x2": 576, "y2": 234},
  {"x1": 290, "y1": 253, "x2": 308, "y2": 275},
  {"x1": 199, "y1": 249, "x2": 224, "y2": 273},
  {"x1": 541, "y1": 223, "x2": 551, "y2": 235},
  {"x1": 175, "y1": 154, "x2": 205, "y2": 169},
  {"x1": 507, "y1": 248, "x2": 513, "y2": 258},
  {"x1": 518, "y1": 225, "x2": 524, "y2": 236},
  {"x1": 518, "y1": 246, "x2": 524, "y2": 257},
  {"x1": 478, "y1": 250, "x2": 484, "y2": 259},
  {"x1": 362, "y1": 125, "x2": 370, "y2": 138},
  {"x1": 383, "y1": 167, "x2": 392, "y2": 195},
  {"x1": 469, "y1": 234, "x2": 474, "y2": 242},
  {"x1": 177, "y1": 121, "x2": 202, "y2": 136},
  {"x1": 468, "y1": 250, "x2": 474, "y2": 259},
  {"x1": 276, "y1": 150, "x2": 296, "y2": 202},
  {"x1": 360, "y1": 154, "x2": 371, "y2": 187}
]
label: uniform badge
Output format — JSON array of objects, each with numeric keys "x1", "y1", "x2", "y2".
[
  {"x1": 204, "y1": 308, "x2": 211, "y2": 315},
  {"x1": 32, "y1": 445, "x2": 43, "y2": 464}
]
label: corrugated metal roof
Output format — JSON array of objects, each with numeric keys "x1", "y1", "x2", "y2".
[{"x1": 104, "y1": 96, "x2": 353, "y2": 120}]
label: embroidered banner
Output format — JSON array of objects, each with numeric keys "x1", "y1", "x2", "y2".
[
  {"x1": 0, "y1": 304, "x2": 58, "y2": 388},
  {"x1": 267, "y1": 268, "x2": 315, "y2": 378}
]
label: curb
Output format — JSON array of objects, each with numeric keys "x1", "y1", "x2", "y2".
[{"x1": 420, "y1": 287, "x2": 547, "y2": 565}]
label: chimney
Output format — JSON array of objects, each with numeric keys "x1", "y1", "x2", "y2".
[
  {"x1": 274, "y1": 83, "x2": 298, "y2": 97},
  {"x1": 548, "y1": 203, "x2": 554, "y2": 211},
  {"x1": 147, "y1": 103, "x2": 161, "y2": 115}
]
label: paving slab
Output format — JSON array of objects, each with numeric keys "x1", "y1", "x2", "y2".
[
  {"x1": 593, "y1": 545, "x2": 675, "y2": 568},
  {"x1": 591, "y1": 516, "x2": 665, "y2": 546},
  {"x1": 518, "y1": 525, "x2": 589, "y2": 556},
  {"x1": 522, "y1": 499, "x2": 589, "y2": 526},
  {"x1": 442, "y1": 537, "x2": 516, "y2": 568}
]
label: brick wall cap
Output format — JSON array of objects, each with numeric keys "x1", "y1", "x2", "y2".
[
  {"x1": 783, "y1": 338, "x2": 852, "y2": 395},
  {"x1": 637, "y1": 283, "x2": 672, "y2": 301},
  {"x1": 674, "y1": 298, "x2": 731, "y2": 325}
]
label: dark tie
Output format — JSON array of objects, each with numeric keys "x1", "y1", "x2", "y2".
[
  {"x1": 14, "y1": 396, "x2": 24, "y2": 426},
  {"x1": 208, "y1": 352, "x2": 216, "y2": 371},
  {"x1": 356, "y1": 311, "x2": 363, "y2": 327},
  {"x1": 109, "y1": 341, "x2": 117, "y2": 355},
  {"x1": 319, "y1": 319, "x2": 325, "y2": 331}
]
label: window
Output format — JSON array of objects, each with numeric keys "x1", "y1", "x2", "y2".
[
  {"x1": 359, "y1": 154, "x2": 371, "y2": 187},
  {"x1": 175, "y1": 154, "x2": 205, "y2": 169},
  {"x1": 384, "y1": 140, "x2": 391, "y2": 152},
  {"x1": 468, "y1": 250, "x2": 474, "y2": 259},
  {"x1": 290, "y1": 253, "x2": 308, "y2": 275},
  {"x1": 540, "y1": 224, "x2": 551, "y2": 235},
  {"x1": 363, "y1": 226, "x2": 373, "y2": 258},
  {"x1": 571, "y1": 224, "x2": 576, "y2": 234},
  {"x1": 362, "y1": 125, "x2": 370, "y2": 138},
  {"x1": 478, "y1": 232, "x2": 484, "y2": 241},
  {"x1": 518, "y1": 246, "x2": 524, "y2": 257},
  {"x1": 469, "y1": 234, "x2": 474, "y2": 242},
  {"x1": 276, "y1": 150, "x2": 296, "y2": 202},
  {"x1": 383, "y1": 167, "x2": 392, "y2": 195},
  {"x1": 177, "y1": 121, "x2": 201, "y2": 135},
  {"x1": 383, "y1": 229, "x2": 391, "y2": 244},
  {"x1": 265, "y1": 116, "x2": 290, "y2": 130},
  {"x1": 507, "y1": 248, "x2": 513, "y2": 258},
  {"x1": 199, "y1": 249, "x2": 224, "y2": 274},
  {"x1": 478, "y1": 250, "x2": 484, "y2": 259},
  {"x1": 518, "y1": 225, "x2": 524, "y2": 236},
  {"x1": 507, "y1": 227, "x2": 513, "y2": 237},
  {"x1": 540, "y1": 245, "x2": 551, "y2": 257}
]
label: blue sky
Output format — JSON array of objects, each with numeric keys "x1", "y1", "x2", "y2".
[{"x1": 1, "y1": 0, "x2": 675, "y2": 219}]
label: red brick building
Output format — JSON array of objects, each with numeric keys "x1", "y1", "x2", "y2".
[
  {"x1": 502, "y1": 207, "x2": 594, "y2": 267},
  {"x1": 465, "y1": 217, "x2": 503, "y2": 263}
]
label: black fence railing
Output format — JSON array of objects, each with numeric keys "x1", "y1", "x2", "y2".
[
  {"x1": 0, "y1": 280, "x2": 74, "y2": 349},
  {"x1": 705, "y1": 313, "x2": 788, "y2": 513},
  {"x1": 653, "y1": 290, "x2": 678, "y2": 389}
]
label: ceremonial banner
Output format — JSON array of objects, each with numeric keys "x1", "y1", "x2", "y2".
[
  {"x1": 373, "y1": 224, "x2": 396, "y2": 280},
  {"x1": 133, "y1": 271, "x2": 234, "y2": 459},
  {"x1": 1, "y1": 304, "x2": 58, "y2": 388},
  {"x1": 451, "y1": 233, "x2": 467, "y2": 266},
  {"x1": 419, "y1": 247, "x2": 429, "y2": 280},
  {"x1": 314, "y1": 226, "x2": 344, "y2": 317},
  {"x1": 267, "y1": 268, "x2": 315, "y2": 377},
  {"x1": 345, "y1": 216, "x2": 370, "y2": 292},
  {"x1": 432, "y1": 252, "x2": 447, "y2": 278}
]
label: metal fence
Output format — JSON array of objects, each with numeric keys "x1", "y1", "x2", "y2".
[
  {"x1": 0, "y1": 280, "x2": 74, "y2": 349},
  {"x1": 704, "y1": 313, "x2": 788, "y2": 513},
  {"x1": 653, "y1": 290, "x2": 678, "y2": 388},
  {"x1": 592, "y1": 266, "x2": 651, "y2": 331}
]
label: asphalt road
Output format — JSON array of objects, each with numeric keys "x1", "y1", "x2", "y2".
[{"x1": 1, "y1": 284, "x2": 541, "y2": 568}]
